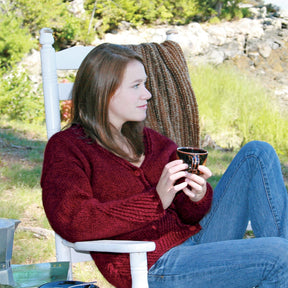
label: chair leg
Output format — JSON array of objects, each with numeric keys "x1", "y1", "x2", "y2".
[
  {"x1": 129, "y1": 252, "x2": 149, "y2": 288},
  {"x1": 55, "y1": 234, "x2": 73, "y2": 280}
]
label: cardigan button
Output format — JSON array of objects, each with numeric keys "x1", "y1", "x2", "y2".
[{"x1": 134, "y1": 170, "x2": 141, "y2": 176}]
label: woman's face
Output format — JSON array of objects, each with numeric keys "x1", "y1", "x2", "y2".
[{"x1": 108, "y1": 60, "x2": 152, "y2": 130}]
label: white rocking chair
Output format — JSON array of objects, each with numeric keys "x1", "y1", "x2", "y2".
[{"x1": 39, "y1": 28, "x2": 156, "y2": 288}]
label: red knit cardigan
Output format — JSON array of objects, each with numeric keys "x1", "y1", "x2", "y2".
[{"x1": 41, "y1": 125, "x2": 213, "y2": 288}]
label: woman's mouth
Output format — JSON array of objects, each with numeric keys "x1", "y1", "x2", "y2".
[{"x1": 137, "y1": 104, "x2": 147, "y2": 109}]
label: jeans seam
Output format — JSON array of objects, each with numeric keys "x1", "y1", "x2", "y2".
[
  {"x1": 196, "y1": 149, "x2": 281, "y2": 243},
  {"x1": 252, "y1": 153, "x2": 281, "y2": 236}
]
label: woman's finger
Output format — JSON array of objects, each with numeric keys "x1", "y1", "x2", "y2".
[
  {"x1": 185, "y1": 177, "x2": 203, "y2": 192},
  {"x1": 174, "y1": 181, "x2": 188, "y2": 193},
  {"x1": 163, "y1": 160, "x2": 188, "y2": 176},
  {"x1": 197, "y1": 165, "x2": 212, "y2": 179}
]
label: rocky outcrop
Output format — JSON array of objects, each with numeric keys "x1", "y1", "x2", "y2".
[
  {"x1": 22, "y1": 3, "x2": 288, "y2": 111},
  {"x1": 92, "y1": 4, "x2": 288, "y2": 111}
]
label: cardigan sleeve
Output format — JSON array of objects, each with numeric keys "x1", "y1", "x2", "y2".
[
  {"x1": 41, "y1": 133, "x2": 165, "y2": 243},
  {"x1": 172, "y1": 182, "x2": 213, "y2": 224},
  {"x1": 147, "y1": 129, "x2": 213, "y2": 227}
]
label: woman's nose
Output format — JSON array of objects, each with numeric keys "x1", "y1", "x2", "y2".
[{"x1": 143, "y1": 87, "x2": 152, "y2": 100}]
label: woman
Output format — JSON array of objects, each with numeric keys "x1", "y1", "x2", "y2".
[{"x1": 41, "y1": 43, "x2": 288, "y2": 288}]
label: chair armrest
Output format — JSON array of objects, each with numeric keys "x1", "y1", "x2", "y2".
[
  {"x1": 63, "y1": 239, "x2": 156, "y2": 254},
  {"x1": 62, "y1": 240, "x2": 155, "y2": 288}
]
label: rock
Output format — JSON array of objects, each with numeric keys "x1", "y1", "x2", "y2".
[
  {"x1": 206, "y1": 25, "x2": 228, "y2": 45},
  {"x1": 181, "y1": 23, "x2": 211, "y2": 56},
  {"x1": 222, "y1": 41, "x2": 243, "y2": 59},
  {"x1": 207, "y1": 49, "x2": 226, "y2": 65},
  {"x1": 68, "y1": 0, "x2": 85, "y2": 17},
  {"x1": 258, "y1": 42, "x2": 272, "y2": 58},
  {"x1": 235, "y1": 18, "x2": 265, "y2": 38},
  {"x1": 17, "y1": 226, "x2": 54, "y2": 239}
]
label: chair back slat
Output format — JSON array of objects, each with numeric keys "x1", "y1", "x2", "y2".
[
  {"x1": 58, "y1": 83, "x2": 73, "y2": 101},
  {"x1": 56, "y1": 46, "x2": 94, "y2": 69}
]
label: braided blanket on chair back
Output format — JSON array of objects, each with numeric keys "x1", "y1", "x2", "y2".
[{"x1": 127, "y1": 40, "x2": 200, "y2": 148}]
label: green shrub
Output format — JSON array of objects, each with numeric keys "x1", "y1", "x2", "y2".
[
  {"x1": 85, "y1": 0, "x2": 199, "y2": 36},
  {"x1": 0, "y1": 14, "x2": 35, "y2": 69},
  {"x1": 208, "y1": 16, "x2": 221, "y2": 24},
  {"x1": 7, "y1": 0, "x2": 92, "y2": 49},
  {"x1": 0, "y1": 70, "x2": 45, "y2": 124},
  {"x1": 13, "y1": 0, "x2": 67, "y2": 37},
  {"x1": 196, "y1": 0, "x2": 250, "y2": 22},
  {"x1": 241, "y1": 7, "x2": 253, "y2": 18},
  {"x1": 174, "y1": 0, "x2": 199, "y2": 24},
  {"x1": 86, "y1": 0, "x2": 163, "y2": 36}
]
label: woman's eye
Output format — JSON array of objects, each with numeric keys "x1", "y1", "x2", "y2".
[{"x1": 133, "y1": 83, "x2": 140, "y2": 88}]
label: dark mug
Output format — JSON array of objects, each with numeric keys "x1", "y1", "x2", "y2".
[
  {"x1": 39, "y1": 281, "x2": 99, "y2": 288},
  {"x1": 177, "y1": 147, "x2": 208, "y2": 175}
]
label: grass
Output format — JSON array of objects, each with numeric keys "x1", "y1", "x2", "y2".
[
  {"x1": 0, "y1": 120, "x2": 287, "y2": 287},
  {"x1": 189, "y1": 63, "x2": 288, "y2": 155}
]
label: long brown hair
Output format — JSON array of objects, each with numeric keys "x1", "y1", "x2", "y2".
[{"x1": 71, "y1": 43, "x2": 146, "y2": 162}]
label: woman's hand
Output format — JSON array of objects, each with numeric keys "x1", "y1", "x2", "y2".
[
  {"x1": 183, "y1": 165, "x2": 212, "y2": 202},
  {"x1": 156, "y1": 160, "x2": 189, "y2": 209}
]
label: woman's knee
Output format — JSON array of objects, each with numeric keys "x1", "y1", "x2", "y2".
[
  {"x1": 242, "y1": 141, "x2": 274, "y2": 154},
  {"x1": 240, "y1": 141, "x2": 278, "y2": 165}
]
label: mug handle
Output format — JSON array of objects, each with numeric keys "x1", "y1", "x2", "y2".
[{"x1": 188, "y1": 155, "x2": 200, "y2": 173}]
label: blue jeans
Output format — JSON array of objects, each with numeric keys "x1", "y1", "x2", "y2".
[{"x1": 148, "y1": 141, "x2": 288, "y2": 287}]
